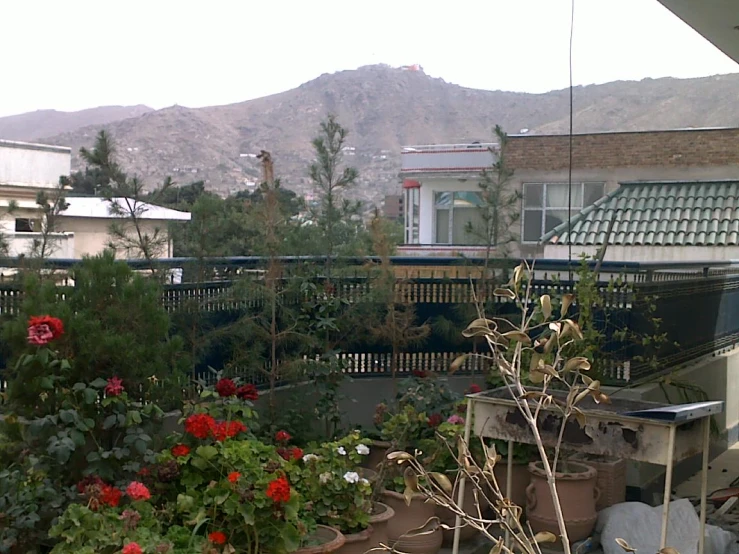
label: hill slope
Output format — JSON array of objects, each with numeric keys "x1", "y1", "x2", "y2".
[{"x1": 28, "y1": 66, "x2": 739, "y2": 206}]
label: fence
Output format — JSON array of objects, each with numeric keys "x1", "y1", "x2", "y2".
[{"x1": 1, "y1": 256, "x2": 739, "y2": 390}]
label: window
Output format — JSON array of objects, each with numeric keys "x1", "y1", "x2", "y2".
[
  {"x1": 404, "y1": 187, "x2": 420, "y2": 244},
  {"x1": 15, "y1": 218, "x2": 39, "y2": 232},
  {"x1": 522, "y1": 182, "x2": 605, "y2": 243},
  {"x1": 433, "y1": 191, "x2": 486, "y2": 245}
]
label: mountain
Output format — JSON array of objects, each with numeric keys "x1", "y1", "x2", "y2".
[
  {"x1": 0, "y1": 105, "x2": 153, "y2": 142},
  {"x1": 16, "y1": 65, "x2": 739, "y2": 206}
]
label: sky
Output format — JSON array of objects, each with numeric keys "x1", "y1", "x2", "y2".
[{"x1": 1, "y1": 0, "x2": 737, "y2": 118}]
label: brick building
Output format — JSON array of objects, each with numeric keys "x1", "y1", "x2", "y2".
[{"x1": 398, "y1": 128, "x2": 739, "y2": 261}]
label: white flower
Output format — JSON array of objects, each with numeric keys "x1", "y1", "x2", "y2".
[
  {"x1": 360, "y1": 478, "x2": 370, "y2": 485},
  {"x1": 319, "y1": 472, "x2": 333, "y2": 484},
  {"x1": 337, "y1": 446, "x2": 347, "y2": 456},
  {"x1": 343, "y1": 471, "x2": 360, "y2": 484},
  {"x1": 355, "y1": 444, "x2": 370, "y2": 456},
  {"x1": 302, "y1": 454, "x2": 319, "y2": 463}
]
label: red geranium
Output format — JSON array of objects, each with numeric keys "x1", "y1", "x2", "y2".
[
  {"x1": 215, "y1": 378, "x2": 237, "y2": 398},
  {"x1": 184, "y1": 413, "x2": 216, "y2": 440},
  {"x1": 212, "y1": 420, "x2": 247, "y2": 442},
  {"x1": 209, "y1": 531, "x2": 227, "y2": 545},
  {"x1": 122, "y1": 542, "x2": 143, "y2": 554},
  {"x1": 236, "y1": 384, "x2": 259, "y2": 401},
  {"x1": 291, "y1": 447, "x2": 303, "y2": 460},
  {"x1": 228, "y1": 472, "x2": 241, "y2": 483},
  {"x1": 412, "y1": 370, "x2": 428, "y2": 378},
  {"x1": 427, "y1": 413, "x2": 443, "y2": 427},
  {"x1": 105, "y1": 376, "x2": 124, "y2": 396},
  {"x1": 171, "y1": 444, "x2": 190, "y2": 457},
  {"x1": 27, "y1": 315, "x2": 64, "y2": 346},
  {"x1": 101, "y1": 484, "x2": 122, "y2": 508},
  {"x1": 266, "y1": 476, "x2": 291, "y2": 503},
  {"x1": 468, "y1": 383, "x2": 482, "y2": 394},
  {"x1": 126, "y1": 481, "x2": 151, "y2": 501},
  {"x1": 275, "y1": 430, "x2": 291, "y2": 443}
]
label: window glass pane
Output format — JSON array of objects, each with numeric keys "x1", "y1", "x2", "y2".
[
  {"x1": 435, "y1": 209, "x2": 450, "y2": 244},
  {"x1": 544, "y1": 209, "x2": 570, "y2": 234},
  {"x1": 411, "y1": 188, "x2": 420, "y2": 244},
  {"x1": 435, "y1": 192, "x2": 452, "y2": 208},
  {"x1": 523, "y1": 210, "x2": 543, "y2": 242},
  {"x1": 452, "y1": 207, "x2": 486, "y2": 245},
  {"x1": 546, "y1": 184, "x2": 582, "y2": 208},
  {"x1": 453, "y1": 191, "x2": 483, "y2": 207},
  {"x1": 584, "y1": 182, "x2": 605, "y2": 206},
  {"x1": 524, "y1": 184, "x2": 543, "y2": 207}
]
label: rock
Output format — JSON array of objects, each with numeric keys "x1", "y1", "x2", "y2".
[{"x1": 597, "y1": 499, "x2": 700, "y2": 554}]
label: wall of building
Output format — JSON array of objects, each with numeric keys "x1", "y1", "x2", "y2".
[
  {"x1": 4, "y1": 232, "x2": 75, "y2": 258},
  {"x1": 0, "y1": 140, "x2": 71, "y2": 189},
  {"x1": 58, "y1": 217, "x2": 173, "y2": 259}
]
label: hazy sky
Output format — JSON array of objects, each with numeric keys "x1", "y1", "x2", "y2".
[{"x1": 2, "y1": 0, "x2": 737, "y2": 118}]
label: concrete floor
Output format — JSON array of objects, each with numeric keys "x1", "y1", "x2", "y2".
[{"x1": 675, "y1": 441, "x2": 739, "y2": 499}]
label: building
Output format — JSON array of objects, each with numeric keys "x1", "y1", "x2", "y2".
[
  {"x1": 0, "y1": 139, "x2": 191, "y2": 259},
  {"x1": 398, "y1": 128, "x2": 739, "y2": 261},
  {"x1": 383, "y1": 194, "x2": 404, "y2": 222}
]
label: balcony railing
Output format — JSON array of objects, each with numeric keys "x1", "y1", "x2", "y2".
[
  {"x1": 400, "y1": 143, "x2": 498, "y2": 174},
  {"x1": 0, "y1": 256, "x2": 736, "y2": 389}
]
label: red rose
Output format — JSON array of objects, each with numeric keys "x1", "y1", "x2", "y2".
[
  {"x1": 275, "y1": 430, "x2": 291, "y2": 443},
  {"x1": 228, "y1": 472, "x2": 241, "y2": 483},
  {"x1": 468, "y1": 383, "x2": 482, "y2": 394},
  {"x1": 105, "y1": 376, "x2": 124, "y2": 397},
  {"x1": 126, "y1": 481, "x2": 151, "y2": 501},
  {"x1": 209, "y1": 531, "x2": 227, "y2": 545},
  {"x1": 236, "y1": 384, "x2": 259, "y2": 401},
  {"x1": 27, "y1": 315, "x2": 64, "y2": 345},
  {"x1": 266, "y1": 476, "x2": 291, "y2": 503},
  {"x1": 171, "y1": 444, "x2": 190, "y2": 457},
  {"x1": 215, "y1": 378, "x2": 237, "y2": 398},
  {"x1": 184, "y1": 413, "x2": 216, "y2": 440}
]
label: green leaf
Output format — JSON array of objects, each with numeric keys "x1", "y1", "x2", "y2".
[
  {"x1": 39, "y1": 377, "x2": 54, "y2": 390},
  {"x1": 60, "y1": 359, "x2": 71, "y2": 371},
  {"x1": 103, "y1": 415, "x2": 117, "y2": 430},
  {"x1": 72, "y1": 383, "x2": 87, "y2": 392},
  {"x1": 195, "y1": 445, "x2": 218, "y2": 461},
  {"x1": 134, "y1": 439, "x2": 147, "y2": 454},
  {"x1": 59, "y1": 410, "x2": 76, "y2": 424},
  {"x1": 190, "y1": 456, "x2": 208, "y2": 470},
  {"x1": 87, "y1": 451, "x2": 100, "y2": 462},
  {"x1": 176, "y1": 494, "x2": 195, "y2": 513},
  {"x1": 70, "y1": 430, "x2": 86, "y2": 447},
  {"x1": 83, "y1": 388, "x2": 98, "y2": 405},
  {"x1": 90, "y1": 378, "x2": 108, "y2": 389}
]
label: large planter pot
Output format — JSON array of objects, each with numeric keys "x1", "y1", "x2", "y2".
[
  {"x1": 493, "y1": 462, "x2": 531, "y2": 510},
  {"x1": 436, "y1": 480, "x2": 480, "y2": 544},
  {"x1": 336, "y1": 525, "x2": 373, "y2": 554},
  {"x1": 296, "y1": 525, "x2": 346, "y2": 554},
  {"x1": 362, "y1": 440, "x2": 392, "y2": 471},
  {"x1": 525, "y1": 461, "x2": 600, "y2": 544},
  {"x1": 367, "y1": 501, "x2": 395, "y2": 551},
  {"x1": 382, "y1": 490, "x2": 443, "y2": 554}
]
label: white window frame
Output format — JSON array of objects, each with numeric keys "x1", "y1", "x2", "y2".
[
  {"x1": 521, "y1": 182, "x2": 605, "y2": 243},
  {"x1": 432, "y1": 191, "x2": 485, "y2": 246},
  {"x1": 403, "y1": 187, "x2": 420, "y2": 245}
]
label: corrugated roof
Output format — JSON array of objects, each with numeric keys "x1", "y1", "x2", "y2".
[
  {"x1": 63, "y1": 197, "x2": 191, "y2": 221},
  {"x1": 541, "y1": 180, "x2": 739, "y2": 247}
]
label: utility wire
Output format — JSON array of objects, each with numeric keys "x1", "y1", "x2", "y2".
[{"x1": 567, "y1": 0, "x2": 575, "y2": 281}]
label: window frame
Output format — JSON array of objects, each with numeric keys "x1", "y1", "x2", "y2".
[
  {"x1": 404, "y1": 186, "x2": 420, "y2": 245},
  {"x1": 432, "y1": 191, "x2": 485, "y2": 246},
  {"x1": 521, "y1": 182, "x2": 605, "y2": 244}
]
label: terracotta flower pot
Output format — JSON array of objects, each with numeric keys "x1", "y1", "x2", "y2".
[
  {"x1": 335, "y1": 525, "x2": 373, "y2": 554},
  {"x1": 525, "y1": 461, "x2": 600, "y2": 544},
  {"x1": 296, "y1": 525, "x2": 346, "y2": 554},
  {"x1": 436, "y1": 480, "x2": 481, "y2": 544},
  {"x1": 493, "y1": 462, "x2": 531, "y2": 510},
  {"x1": 367, "y1": 501, "x2": 395, "y2": 551},
  {"x1": 382, "y1": 490, "x2": 443, "y2": 554},
  {"x1": 362, "y1": 440, "x2": 391, "y2": 471}
]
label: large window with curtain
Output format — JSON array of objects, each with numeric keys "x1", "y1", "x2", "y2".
[
  {"x1": 522, "y1": 182, "x2": 605, "y2": 243},
  {"x1": 433, "y1": 191, "x2": 486, "y2": 245}
]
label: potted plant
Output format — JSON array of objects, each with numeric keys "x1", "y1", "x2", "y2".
[
  {"x1": 492, "y1": 439, "x2": 537, "y2": 510},
  {"x1": 289, "y1": 432, "x2": 374, "y2": 554}
]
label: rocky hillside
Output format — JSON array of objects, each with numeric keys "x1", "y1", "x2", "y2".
[{"x1": 5, "y1": 65, "x2": 739, "y2": 207}]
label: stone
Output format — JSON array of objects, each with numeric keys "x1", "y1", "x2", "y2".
[{"x1": 597, "y1": 499, "x2": 700, "y2": 554}]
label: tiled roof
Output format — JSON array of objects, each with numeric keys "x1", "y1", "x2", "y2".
[{"x1": 541, "y1": 180, "x2": 739, "y2": 246}]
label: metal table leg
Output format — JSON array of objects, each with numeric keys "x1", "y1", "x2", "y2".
[
  {"x1": 452, "y1": 400, "x2": 474, "y2": 554},
  {"x1": 660, "y1": 425, "x2": 677, "y2": 550},
  {"x1": 698, "y1": 417, "x2": 711, "y2": 554}
]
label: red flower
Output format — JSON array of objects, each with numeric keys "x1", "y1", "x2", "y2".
[
  {"x1": 105, "y1": 376, "x2": 125, "y2": 397},
  {"x1": 266, "y1": 476, "x2": 291, "y2": 503},
  {"x1": 291, "y1": 447, "x2": 303, "y2": 460},
  {"x1": 27, "y1": 315, "x2": 64, "y2": 345},
  {"x1": 137, "y1": 467, "x2": 151, "y2": 477},
  {"x1": 215, "y1": 378, "x2": 237, "y2": 398},
  {"x1": 101, "y1": 484, "x2": 122, "y2": 507},
  {"x1": 212, "y1": 420, "x2": 247, "y2": 442},
  {"x1": 228, "y1": 472, "x2": 241, "y2": 483},
  {"x1": 126, "y1": 481, "x2": 151, "y2": 501},
  {"x1": 171, "y1": 444, "x2": 190, "y2": 457},
  {"x1": 468, "y1": 383, "x2": 482, "y2": 394},
  {"x1": 209, "y1": 531, "x2": 227, "y2": 545},
  {"x1": 122, "y1": 542, "x2": 143, "y2": 554},
  {"x1": 428, "y1": 413, "x2": 443, "y2": 427},
  {"x1": 184, "y1": 413, "x2": 216, "y2": 440},
  {"x1": 275, "y1": 430, "x2": 291, "y2": 443},
  {"x1": 236, "y1": 384, "x2": 259, "y2": 401},
  {"x1": 412, "y1": 370, "x2": 428, "y2": 378}
]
